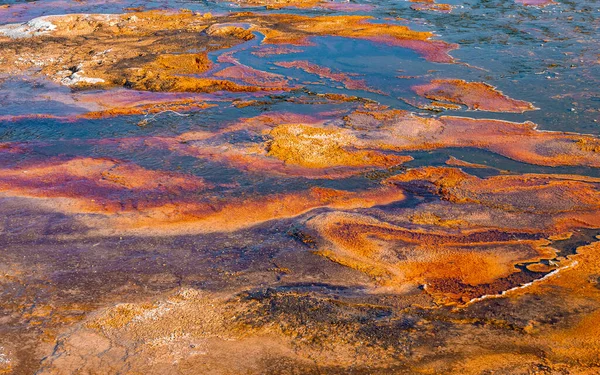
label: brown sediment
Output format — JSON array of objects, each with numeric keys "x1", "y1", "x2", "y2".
[
  {"x1": 232, "y1": 99, "x2": 266, "y2": 108},
  {"x1": 251, "y1": 46, "x2": 304, "y2": 57},
  {"x1": 164, "y1": 115, "x2": 413, "y2": 178},
  {"x1": 264, "y1": 123, "x2": 410, "y2": 169},
  {"x1": 275, "y1": 60, "x2": 382, "y2": 93},
  {"x1": 343, "y1": 108, "x2": 600, "y2": 168},
  {"x1": 147, "y1": 53, "x2": 212, "y2": 75},
  {"x1": 248, "y1": 14, "x2": 428, "y2": 43},
  {"x1": 233, "y1": 13, "x2": 458, "y2": 63},
  {"x1": 576, "y1": 137, "x2": 600, "y2": 153},
  {"x1": 429, "y1": 101, "x2": 463, "y2": 110},
  {"x1": 305, "y1": 210, "x2": 556, "y2": 302},
  {"x1": 0, "y1": 156, "x2": 407, "y2": 235},
  {"x1": 121, "y1": 68, "x2": 276, "y2": 93},
  {"x1": 412, "y1": 79, "x2": 537, "y2": 113},
  {"x1": 0, "y1": 157, "x2": 210, "y2": 212},
  {"x1": 174, "y1": 141, "x2": 411, "y2": 179},
  {"x1": 0, "y1": 10, "x2": 458, "y2": 97},
  {"x1": 121, "y1": 52, "x2": 263, "y2": 92},
  {"x1": 389, "y1": 166, "x2": 600, "y2": 232},
  {"x1": 390, "y1": 167, "x2": 600, "y2": 215},
  {"x1": 319, "y1": 93, "x2": 367, "y2": 102},
  {"x1": 0, "y1": 12, "x2": 268, "y2": 93},
  {"x1": 347, "y1": 105, "x2": 409, "y2": 123},
  {"x1": 204, "y1": 23, "x2": 255, "y2": 41},
  {"x1": 435, "y1": 116, "x2": 600, "y2": 167},
  {"x1": 298, "y1": 167, "x2": 600, "y2": 304},
  {"x1": 410, "y1": 0, "x2": 453, "y2": 13},
  {"x1": 108, "y1": 184, "x2": 406, "y2": 235}
]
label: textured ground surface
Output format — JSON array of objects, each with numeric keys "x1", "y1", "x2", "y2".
[{"x1": 1, "y1": 0, "x2": 600, "y2": 374}]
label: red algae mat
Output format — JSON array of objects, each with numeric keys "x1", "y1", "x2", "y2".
[{"x1": 1, "y1": 0, "x2": 600, "y2": 374}]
